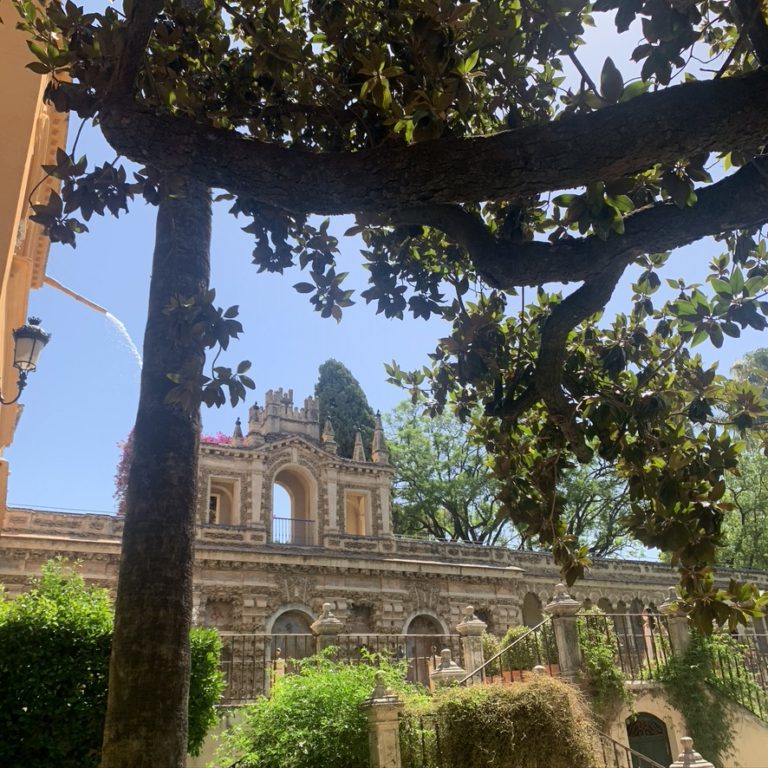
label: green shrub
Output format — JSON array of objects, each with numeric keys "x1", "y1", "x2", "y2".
[
  {"x1": 401, "y1": 676, "x2": 598, "y2": 768},
  {"x1": 481, "y1": 632, "x2": 501, "y2": 676},
  {"x1": 217, "y1": 652, "x2": 427, "y2": 768},
  {"x1": 498, "y1": 625, "x2": 542, "y2": 670},
  {"x1": 0, "y1": 559, "x2": 224, "y2": 768}
]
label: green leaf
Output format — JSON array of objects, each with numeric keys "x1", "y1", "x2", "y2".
[
  {"x1": 294, "y1": 282, "x2": 316, "y2": 294},
  {"x1": 600, "y1": 57, "x2": 624, "y2": 103}
]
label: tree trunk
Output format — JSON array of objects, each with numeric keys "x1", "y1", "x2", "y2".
[{"x1": 101, "y1": 178, "x2": 211, "y2": 768}]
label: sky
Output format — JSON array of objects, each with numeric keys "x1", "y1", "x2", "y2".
[{"x1": 6, "y1": 8, "x2": 767, "y2": 515}]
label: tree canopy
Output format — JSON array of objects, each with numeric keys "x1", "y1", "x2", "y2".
[
  {"x1": 315, "y1": 359, "x2": 376, "y2": 459},
  {"x1": 386, "y1": 399, "x2": 511, "y2": 544},
  {"x1": 14, "y1": 0, "x2": 768, "y2": 629}
]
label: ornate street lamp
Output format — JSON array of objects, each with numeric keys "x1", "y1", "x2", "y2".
[{"x1": 0, "y1": 317, "x2": 51, "y2": 405}]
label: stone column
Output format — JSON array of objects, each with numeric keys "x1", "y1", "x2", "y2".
[
  {"x1": 429, "y1": 648, "x2": 467, "y2": 688},
  {"x1": 311, "y1": 602, "x2": 344, "y2": 653},
  {"x1": 659, "y1": 587, "x2": 691, "y2": 656},
  {"x1": 670, "y1": 737, "x2": 714, "y2": 768},
  {"x1": 360, "y1": 673, "x2": 404, "y2": 768},
  {"x1": 456, "y1": 605, "x2": 487, "y2": 684},
  {"x1": 544, "y1": 583, "x2": 582, "y2": 683}
]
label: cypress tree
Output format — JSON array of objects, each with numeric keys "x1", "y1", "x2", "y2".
[{"x1": 315, "y1": 360, "x2": 376, "y2": 459}]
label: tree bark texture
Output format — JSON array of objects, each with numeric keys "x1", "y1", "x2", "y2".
[
  {"x1": 100, "y1": 179, "x2": 211, "y2": 768},
  {"x1": 98, "y1": 69, "x2": 768, "y2": 214}
]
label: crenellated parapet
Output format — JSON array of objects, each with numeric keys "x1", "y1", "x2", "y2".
[{"x1": 247, "y1": 388, "x2": 321, "y2": 443}]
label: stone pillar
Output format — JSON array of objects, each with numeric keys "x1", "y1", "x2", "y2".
[
  {"x1": 659, "y1": 587, "x2": 691, "y2": 656},
  {"x1": 670, "y1": 737, "x2": 714, "y2": 768},
  {"x1": 360, "y1": 672, "x2": 404, "y2": 768},
  {"x1": 311, "y1": 602, "x2": 344, "y2": 653},
  {"x1": 429, "y1": 648, "x2": 467, "y2": 688},
  {"x1": 544, "y1": 583, "x2": 582, "y2": 683},
  {"x1": 456, "y1": 605, "x2": 487, "y2": 684}
]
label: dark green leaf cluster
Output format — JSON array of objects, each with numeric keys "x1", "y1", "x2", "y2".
[
  {"x1": 315, "y1": 359, "x2": 376, "y2": 459},
  {"x1": 163, "y1": 289, "x2": 255, "y2": 411},
  {"x1": 0, "y1": 560, "x2": 224, "y2": 767}
]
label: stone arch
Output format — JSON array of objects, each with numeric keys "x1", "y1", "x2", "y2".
[
  {"x1": 270, "y1": 463, "x2": 319, "y2": 545},
  {"x1": 403, "y1": 610, "x2": 449, "y2": 636},
  {"x1": 522, "y1": 592, "x2": 543, "y2": 628},
  {"x1": 266, "y1": 605, "x2": 316, "y2": 662},
  {"x1": 626, "y1": 713, "x2": 673, "y2": 767}
]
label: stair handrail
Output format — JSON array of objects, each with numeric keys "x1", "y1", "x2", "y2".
[
  {"x1": 596, "y1": 730, "x2": 668, "y2": 768},
  {"x1": 458, "y1": 616, "x2": 553, "y2": 685}
]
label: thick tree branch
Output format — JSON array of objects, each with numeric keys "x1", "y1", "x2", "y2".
[
  {"x1": 393, "y1": 157, "x2": 768, "y2": 288},
  {"x1": 733, "y1": 0, "x2": 768, "y2": 65},
  {"x1": 108, "y1": 0, "x2": 166, "y2": 101},
  {"x1": 98, "y1": 69, "x2": 768, "y2": 214}
]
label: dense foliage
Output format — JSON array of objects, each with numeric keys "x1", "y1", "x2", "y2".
[
  {"x1": 216, "y1": 653, "x2": 425, "y2": 768},
  {"x1": 653, "y1": 631, "x2": 768, "y2": 766},
  {"x1": 11, "y1": 10, "x2": 768, "y2": 750},
  {"x1": 386, "y1": 399, "x2": 510, "y2": 544},
  {"x1": 577, "y1": 610, "x2": 632, "y2": 722},
  {"x1": 315, "y1": 359, "x2": 376, "y2": 459},
  {"x1": 0, "y1": 561, "x2": 224, "y2": 767},
  {"x1": 401, "y1": 676, "x2": 598, "y2": 768}
]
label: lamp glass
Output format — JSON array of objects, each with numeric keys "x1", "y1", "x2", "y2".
[{"x1": 12, "y1": 322, "x2": 50, "y2": 373}]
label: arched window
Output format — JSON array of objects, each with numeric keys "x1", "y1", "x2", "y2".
[{"x1": 271, "y1": 466, "x2": 317, "y2": 545}]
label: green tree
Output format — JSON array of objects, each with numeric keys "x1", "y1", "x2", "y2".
[
  {"x1": 718, "y1": 443, "x2": 768, "y2": 570},
  {"x1": 558, "y1": 460, "x2": 637, "y2": 559},
  {"x1": 315, "y1": 360, "x2": 376, "y2": 459},
  {"x1": 14, "y1": 0, "x2": 768, "y2": 761},
  {"x1": 386, "y1": 400, "x2": 511, "y2": 545},
  {"x1": 0, "y1": 560, "x2": 224, "y2": 768}
]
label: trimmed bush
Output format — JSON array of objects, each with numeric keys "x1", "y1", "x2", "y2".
[
  {"x1": 217, "y1": 652, "x2": 427, "y2": 768},
  {"x1": 0, "y1": 559, "x2": 224, "y2": 768},
  {"x1": 402, "y1": 676, "x2": 598, "y2": 768}
]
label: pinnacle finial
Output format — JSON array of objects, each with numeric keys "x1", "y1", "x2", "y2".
[
  {"x1": 371, "y1": 412, "x2": 388, "y2": 464},
  {"x1": 322, "y1": 418, "x2": 338, "y2": 454},
  {"x1": 232, "y1": 417, "x2": 243, "y2": 440},
  {"x1": 353, "y1": 430, "x2": 367, "y2": 462}
]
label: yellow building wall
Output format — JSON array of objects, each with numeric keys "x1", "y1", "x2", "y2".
[{"x1": 0, "y1": 11, "x2": 67, "y2": 517}]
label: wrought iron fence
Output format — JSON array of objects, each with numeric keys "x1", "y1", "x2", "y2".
[
  {"x1": 218, "y1": 632, "x2": 461, "y2": 703},
  {"x1": 596, "y1": 731, "x2": 667, "y2": 768},
  {"x1": 460, "y1": 618, "x2": 559, "y2": 685},
  {"x1": 334, "y1": 633, "x2": 460, "y2": 687},
  {"x1": 400, "y1": 713, "x2": 444, "y2": 768},
  {"x1": 581, "y1": 613, "x2": 671, "y2": 681},
  {"x1": 271, "y1": 517, "x2": 316, "y2": 545},
  {"x1": 707, "y1": 632, "x2": 768, "y2": 719}
]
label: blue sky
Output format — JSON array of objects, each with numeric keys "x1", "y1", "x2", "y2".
[{"x1": 6, "y1": 11, "x2": 767, "y2": 514}]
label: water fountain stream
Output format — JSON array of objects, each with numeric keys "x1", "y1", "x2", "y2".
[{"x1": 43, "y1": 275, "x2": 143, "y2": 368}]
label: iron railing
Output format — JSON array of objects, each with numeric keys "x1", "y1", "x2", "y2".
[
  {"x1": 271, "y1": 517, "x2": 316, "y2": 545},
  {"x1": 706, "y1": 632, "x2": 768, "y2": 719},
  {"x1": 218, "y1": 632, "x2": 461, "y2": 703},
  {"x1": 596, "y1": 731, "x2": 667, "y2": 768},
  {"x1": 580, "y1": 613, "x2": 671, "y2": 681},
  {"x1": 400, "y1": 713, "x2": 443, "y2": 768},
  {"x1": 459, "y1": 617, "x2": 559, "y2": 685}
]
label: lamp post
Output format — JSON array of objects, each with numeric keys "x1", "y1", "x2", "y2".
[{"x1": 0, "y1": 317, "x2": 50, "y2": 405}]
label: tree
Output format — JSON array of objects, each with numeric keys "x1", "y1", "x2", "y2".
[
  {"x1": 13, "y1": 0, "x2": 768, "y2": 760},
  {"x1": 0, "y1": 560, "x2": 224, "y2": 768},
  {"x1": 386, "y1": 400, "x2": 511, "y2": 545},
  {"x1": 558, "y1": 460, "x2": 636, "y2": 559},
  {"x1": 315, "y1": 360, "x2": 376, "y2": 459}
]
